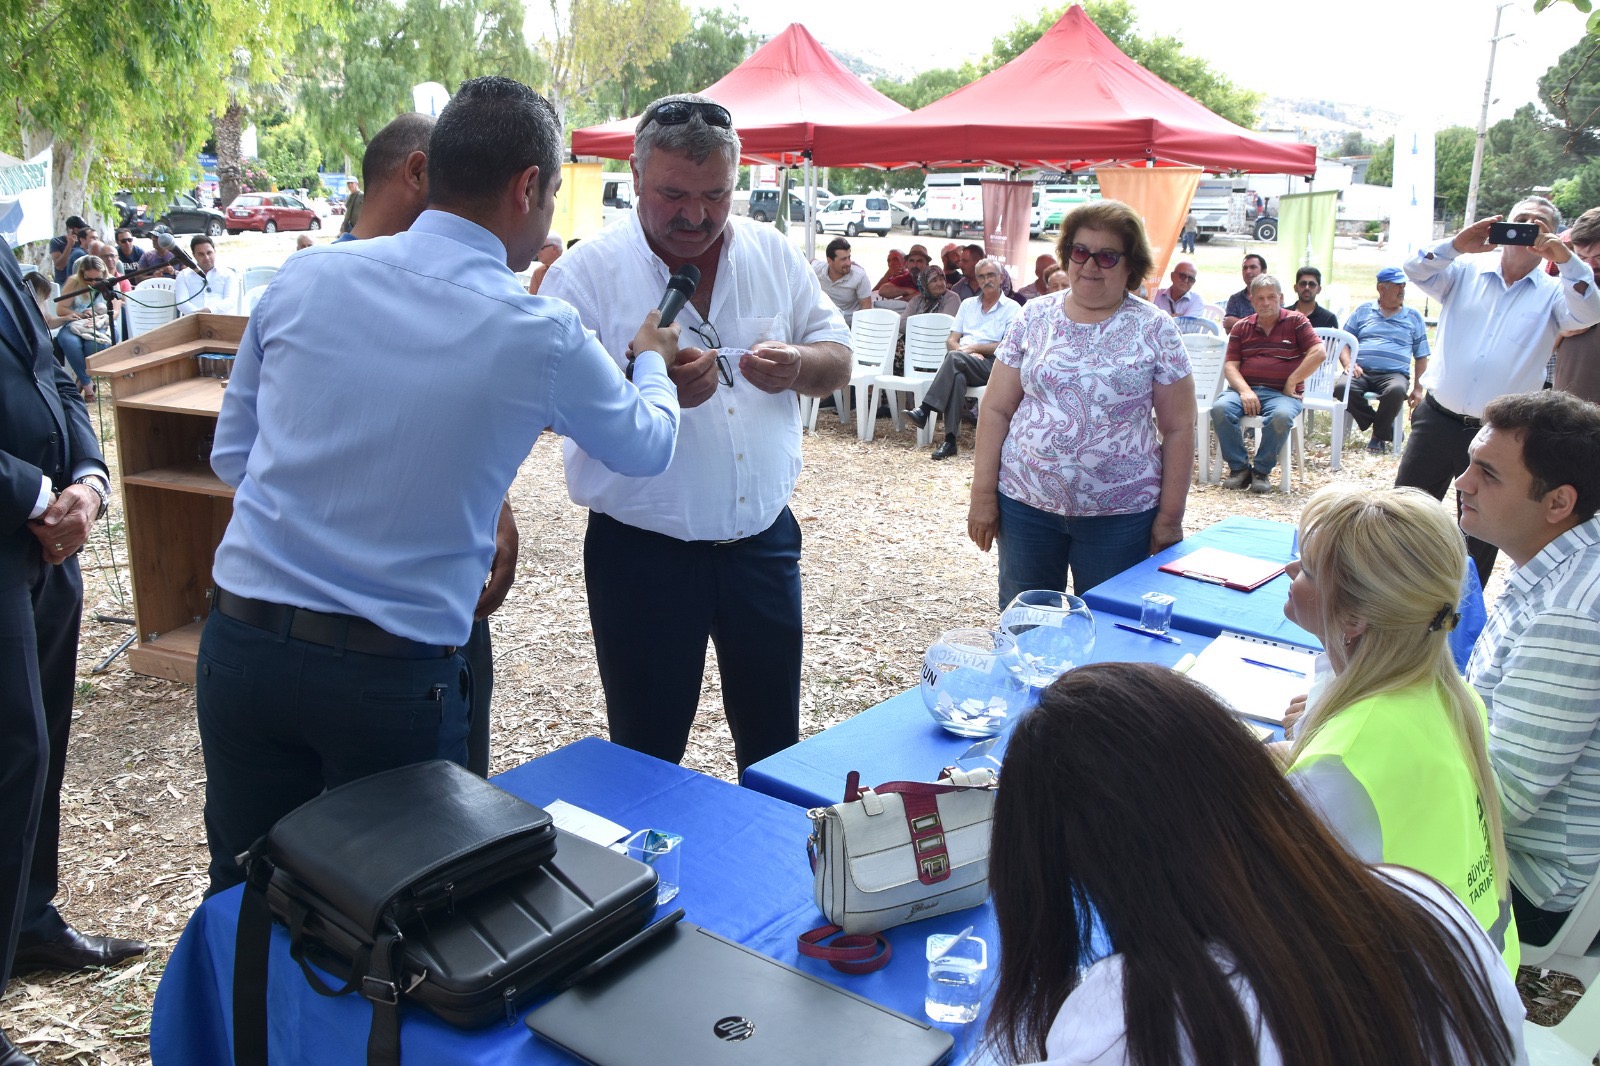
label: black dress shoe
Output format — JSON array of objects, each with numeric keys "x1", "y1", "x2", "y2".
[
  {"x1": 931, "y1": 438, "x2": 958, "y2": 461},
  {"x1": 11, "y1": 926, "x2": 147, "y2": 975},
  {"x1": 0, "y1": 1027, "x2": 38, "y2": 1066},
  {"x1": 904, "y1": 407, "x2": 929, "y2": 430}
]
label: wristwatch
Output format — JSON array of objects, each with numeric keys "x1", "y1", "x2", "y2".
[{"x1": 73, "y1": 475, "x2": 110, "y2": 521}]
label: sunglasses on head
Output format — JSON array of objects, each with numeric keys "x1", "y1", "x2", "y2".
[
  {"x1": 643, "y1": 101, "x2": 733, "y2": 130},
  {"x1": 1067, "y1": 244, "x2": 1124, "y2": 269}
]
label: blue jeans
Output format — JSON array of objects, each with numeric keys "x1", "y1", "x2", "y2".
[
  {"x1": 196, "y1": 609, "x2": 472, "y2": 895},
  {"x1": 996, "y1": 494, "x2": 1156, "y2": 607},
  {"x1": 55, "y1": 328, "x2": 96, "y2": 388},
  {"x1": 1211, "y1": 386, "x2": 1301, "y2": 476}
]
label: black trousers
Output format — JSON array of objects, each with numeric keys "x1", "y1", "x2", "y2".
[
  {"x1": 584, "y1": 508, "x2": 802, "y2": 773},
  {"x1": 1513, "y1": 881, "x2": 1572, "y2": 949},
  {"x1": 0, "y1": 556, "x2": 81, "y2": 987},
  {"x1": 1395, "y1": 396, "x2": 1498, "y2": 581},
  {"x1": 920, "y1": 352, "x2": 993, "y2": 438},
  {"x1": 465, "y1": 618, "x2": 492, "y2": 777},
  {"x1": 1346, "y1": 369, "x2": 1410, "y2": 443}
]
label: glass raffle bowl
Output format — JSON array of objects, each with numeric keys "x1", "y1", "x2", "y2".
[
  {"x1": 920, "y1": 628, "x2": 1032, "y2": 738},
  {"x1": 998, "y1": 590, "x2": 1096, "y2": 689}
]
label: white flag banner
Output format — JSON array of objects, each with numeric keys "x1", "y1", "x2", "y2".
[
  {"x1": 0, "y1": 148, "x2": 54, "y2": 248},
  {"x1": 1388, "y1": 117, "x2": 1437, "y2": 264}
]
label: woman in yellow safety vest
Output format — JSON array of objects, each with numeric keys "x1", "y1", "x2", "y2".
[{"x1": 1279, "y1": 485, "x2": 1518, "y2": 972}]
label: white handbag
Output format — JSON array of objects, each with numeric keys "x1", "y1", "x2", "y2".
[{"x1": 798, "y1": 766, "x2": 997, "y2": 973}]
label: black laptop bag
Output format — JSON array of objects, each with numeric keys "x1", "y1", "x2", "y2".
[{"x1": 231, "y1": 760, "x2": 657, "y2": 1066}]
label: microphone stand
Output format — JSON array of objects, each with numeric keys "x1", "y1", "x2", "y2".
[{"x1": 85, "y1": 258, "x2": 206, "y2": 348}]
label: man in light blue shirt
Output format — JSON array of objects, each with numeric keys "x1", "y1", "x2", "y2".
[
  {"x1": 195, "y1": 76, "x2": 682, "y2": 896},
  {"x1": 1342, "y1": 266, "x2": 1430, "y2": 454}
]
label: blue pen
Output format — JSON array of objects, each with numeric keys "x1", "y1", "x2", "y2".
[{"x1": 1241, "y1": 656, "x2": 1306, "y2": 677}]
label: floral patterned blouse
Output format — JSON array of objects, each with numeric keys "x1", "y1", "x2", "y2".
[{"x1": 994, "y1": 292, "x2": 1191, "y2": 517}]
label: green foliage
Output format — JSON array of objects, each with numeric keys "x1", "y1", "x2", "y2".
[
  {"x1": 295, "y1": 0, "x2": 542, "y2": 165},
  {"x1": 1476, "y1": 105, "x2": 1569, "y2": 218},
  {"x1": 1337, "y1": 131, "x2": 1373, "y2": 157},
  {"x1": 583, "y1": 7, "x2": 756, "y2": 125},
  {"x1": 873, "y1": 66, "x2": 979, "y2": 112},
  {"x1": 1367, "y1": 137, "x2": 1393, "y2": 186},
  {"x1": 540, "y1": 0, "x2": 692, "y2": 121},
  {"x1": 1534, "y1": 0, "x2": 1600, "y2": 36},
  {"x1": 259, "y1": 113, "x2": 327, "y2": 193},
  {"x1": 1363, "y1": 128, "x2": 1481, "y2": 226},
  {"x1": 986, "y1": 1, "x2": 1262, "y2": 128},
  {"x1": 1539, "y1": 33, "x2": 1600, "y2": 160}
]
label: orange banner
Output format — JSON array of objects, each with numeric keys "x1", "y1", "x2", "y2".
[
  {"x1": 1094, "y1": 167, "x2": 1202, "y2": 299},
  {"x1": 981, "y1": 181, "x2": 1033, "y2": 276}
]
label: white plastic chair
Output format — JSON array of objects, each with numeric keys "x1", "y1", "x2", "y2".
[
  {"x1": 241, "y1": 265, "x2": 279, "y2": 294},
  {"x1": 1525, "y1": 976, "x2": 1600, "y2": 1065},
  {"x1": 242, "y1": 285, "x2": 268, "y2": 315},
  {"x1": 1183, "y1": 334, "x2": 1229, "y2": 484},
  {"x1": 1199, "y1": 303, "x2": 1225, "y2": 323},
  {"x1": 1173, "y1": 315, "x2": 1222, "y2": 336},
  {"x1": 127, "y1": 279, "x2": 178, "y2": 337},
  {"x1": 1302, "y1": 328, "x2": 1359, "y2": 471},
  {"x1": 802, "y1": 308, "x2": 897, "y2": 437},
  {"x1": 869, "y1": 313, "x2": 953, "y2": 445},
  {"x1": 1522, "y1": 875, "x2": 1600, "y2": 989}
]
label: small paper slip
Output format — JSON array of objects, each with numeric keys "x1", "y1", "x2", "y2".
[
  {"x1": 543, "y1": 799, "x2": 630, "y2": 846},
  {"x1": 1157, "y1": 546, "x2": 1286, "y2": 592},
  {"x1": 1185, "y1": 631, "x2": 1316, "y2": 725}
]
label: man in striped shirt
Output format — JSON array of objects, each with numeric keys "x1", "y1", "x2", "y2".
[{"x1": 1459, "y1": 390, "x2": 1600, "y2": 947}]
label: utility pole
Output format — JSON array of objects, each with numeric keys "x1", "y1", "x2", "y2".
[{"x1": 1465, "y1": 2, "x2": 1515, "y2": 224}]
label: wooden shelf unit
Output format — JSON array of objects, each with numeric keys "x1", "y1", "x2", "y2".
[{"x1": 87, "y1": 314, "x2": 247, "y2": 683}]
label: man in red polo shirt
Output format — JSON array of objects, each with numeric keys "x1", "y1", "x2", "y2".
[{"x1": 1211, "y1": 274, "x2": 1326, "y2": 491}]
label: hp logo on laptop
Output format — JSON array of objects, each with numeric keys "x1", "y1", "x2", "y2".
[{"x1": 714, "y1": 1016, "x2": 756, "y2": 1041}]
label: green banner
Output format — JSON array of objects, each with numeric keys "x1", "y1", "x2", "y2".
[{"x1": 1276, "y1": 190, "x2": 1339, "y2": 281}]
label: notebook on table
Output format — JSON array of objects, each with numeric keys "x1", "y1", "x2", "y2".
[
  {"x1": 526, "y1": 922, "x2": 954, "y2": 1066},
  {"x1": 1157, "y1": 546, "x2": 1287, "y2": 592}
]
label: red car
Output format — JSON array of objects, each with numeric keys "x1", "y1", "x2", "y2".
[{"x1": 226, "y1": 192, "x2": 321, "y2": 234}]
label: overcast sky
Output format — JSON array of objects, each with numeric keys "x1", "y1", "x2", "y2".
[{"x1": 727, "y1": 0, "x2": 1590, "y2": 131}]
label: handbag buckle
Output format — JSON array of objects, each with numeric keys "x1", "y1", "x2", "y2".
[
  {"x1": 919, "y1": 854, "x2": 949, "y2": 880},
  {"x1": 914, "y1": 833, "x2": 945, "y2": 854},
  {"x1": 361, "y1": 975, "x2": 400, "y2": 1006}
]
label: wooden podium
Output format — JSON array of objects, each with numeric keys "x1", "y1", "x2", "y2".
[{"x1": 87, "y1": 314, "x2": 246, "y2": 683}]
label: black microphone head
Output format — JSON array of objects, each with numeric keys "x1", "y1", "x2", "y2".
[
  {"x1": 667, "y1": 264, "x2": 700, "y2": 297},
  {"x1": 155, "y1": 231, "x2": 176, "y2": 251}
]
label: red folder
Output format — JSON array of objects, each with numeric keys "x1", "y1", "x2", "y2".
[{"x1": 1157, "y1": 547, "x2": 1286, "y2": 592}]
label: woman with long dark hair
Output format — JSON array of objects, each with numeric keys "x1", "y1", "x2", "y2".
[{"x1": 987, "y1": 662, "x2": 1526, "y2": 1066}]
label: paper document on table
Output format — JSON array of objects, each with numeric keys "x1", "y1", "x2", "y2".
[
  {"x1": 1156, "y1": 546, "x2": 1286, "y2": 592},
  {"x1": 1185, "y1": 631, "x2": 1315, "y2": 725},
  {"x1": 543, "y1": 800, "x2": 630, "y2": 846}
]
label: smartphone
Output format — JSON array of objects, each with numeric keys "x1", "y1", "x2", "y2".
[{"x1": 1489, "y1": 221, "x2": 1540, "y2": 246}]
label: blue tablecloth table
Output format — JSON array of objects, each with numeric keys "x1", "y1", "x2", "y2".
[{"x1": 151, "y1": 738, "x2": 997, "y2": 1065}]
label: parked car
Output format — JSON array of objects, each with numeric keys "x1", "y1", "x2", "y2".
[
  {"x1": 746, "y1": 188, "x2": 817, "y2": 224},
  {"x1": 226, "y1": 192, "x2": 321, "y2": 234},
  {"x1": 116, "y1": 191, "x2": 226, "y2": 238},
  {"x1": 815, "y1": 195, "x2": 892, "y2": 237}
]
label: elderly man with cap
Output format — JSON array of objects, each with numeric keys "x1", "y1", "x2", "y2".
[
  {"x1": 1340, "y1": 267, "x2": 1431, "y2": 454},
  {"x1": 527, "y1": 231, "x2": 563, "y2": 295}
]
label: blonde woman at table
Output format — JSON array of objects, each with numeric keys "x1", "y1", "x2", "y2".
[
  {"x1": 987, "y1": 663, "x2": 1526, "y2": 1066},
  {"x1": 967, "y1": 200, "x2": 1194, "y2": 604},
  {"x1": 1279, "y1": 485, "x2": 1519, "y2": 972}
]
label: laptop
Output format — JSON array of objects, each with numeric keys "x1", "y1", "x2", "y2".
[{"x1": 526, "y1": 922, "x2": 954, "y2": 1065}]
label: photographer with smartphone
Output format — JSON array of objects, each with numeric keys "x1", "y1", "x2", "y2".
[{"x1": 1397, "y1": 196, "x2": 1600, "y2": 581}]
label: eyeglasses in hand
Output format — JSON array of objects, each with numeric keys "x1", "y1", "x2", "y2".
[{"x1": 687, "y1": 319, "x2": 734, "y2": 388}]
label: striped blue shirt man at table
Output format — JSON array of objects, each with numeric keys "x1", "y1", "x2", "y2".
[{"x1": 1459, "y1": 391, "x2": 1600, "y2": 950}]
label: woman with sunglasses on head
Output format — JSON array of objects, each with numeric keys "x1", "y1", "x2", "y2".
[
  {"x1": 967, "y1": 200, "x2": 1194, "y2": 602},
  {"x1": 54, "y1": 255, "x2": 113, "y2": 401},
  {"x1": 1277, "y1": 485, "x2": 1520, "y2": 971},
  {"x1": 988, "y1": 662, "x2": 1527, "y2": 1066}
]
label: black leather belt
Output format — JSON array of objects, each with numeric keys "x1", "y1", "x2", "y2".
[
  {"x1": 210, "y1": 588, "x2": 457, "y2": 659},
  {"x1": 1424, "y1": 393, "x2": 1482, "y2": 429}
]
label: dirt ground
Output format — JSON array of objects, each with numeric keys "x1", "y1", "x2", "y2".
[{"x1": 0, "y1": 309, "x2": 1583, "y2": 1062}]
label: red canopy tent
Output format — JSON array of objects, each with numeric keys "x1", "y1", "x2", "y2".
[
  {"x1": 569, "y1": 23, "x2": 909, "y2": 167},
  {"x1": 808, "y1": 5, "x2": 1315, "y2": 175}
]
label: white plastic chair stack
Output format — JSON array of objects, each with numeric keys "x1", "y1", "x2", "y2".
[
  {"x1": 1173, "y1": 315, "x2": 1222, "y2": 337},
  {"x1": 869, "y1": 312, "x2": 953, "y2": 445},
  {"x1": 1199, "y1": 303, "x2": 1225, "y2": 323},
  {"x1": 126, "y1": 278, "x2": 178, "y2": 337},
  {"x1": 1183, "y1": 334, "x2": 1228, "y2": 484},
  {"x1": 241, "y1": 265, "x2": 279, "y2": 296},
  {"x1": 801, "y1": 307, "x2": 897, "y2": 437},
  {"x1": 1302, "y1": 328, "x2": 1359, "y2": 471}
]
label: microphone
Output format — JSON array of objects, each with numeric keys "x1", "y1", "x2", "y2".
[
  {"x1": 656, "y1": 264, "x2": 700, "y2": 328},
  {"x1": 156, "y1": 231, "x2": 202, "y2": 275}
]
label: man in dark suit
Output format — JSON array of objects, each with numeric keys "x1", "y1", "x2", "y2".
[{"x1": 0, "y1": 247, "x2": 143, "y2": 1066}]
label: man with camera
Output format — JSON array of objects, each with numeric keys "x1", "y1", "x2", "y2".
[{"x1": 1398, "y1": 196, "x2": 1600, "y2": 581}]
